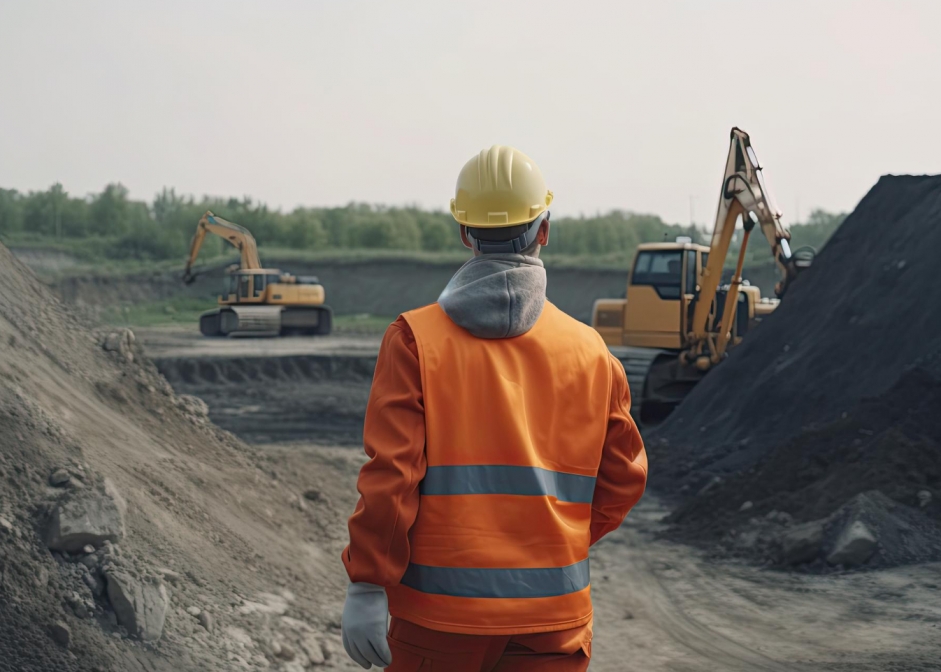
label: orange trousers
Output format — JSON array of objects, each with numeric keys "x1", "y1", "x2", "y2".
[{"x1": 385, "y1": 618, "x2": 591, "y2": 671}]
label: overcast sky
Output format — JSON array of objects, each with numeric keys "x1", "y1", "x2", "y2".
[{"x1": 1, "y1": 0, "x2": 939, "y2": 225}]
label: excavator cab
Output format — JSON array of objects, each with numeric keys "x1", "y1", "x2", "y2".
[
  {"x1": 592, "y1": 241, "x2": 709, "y2": 349},
  {"x1": 221, "y1": 269, "x2": 282, "y2": 304},
  {"x1": 622, "y1": 243, "x2": 710, "y2": 349}
]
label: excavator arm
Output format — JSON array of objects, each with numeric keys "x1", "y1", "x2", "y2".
[
  {"x1": 182, "y1": 211, "x2": 263, "y2": 284},
  {"x1": 690, "y1": 128, "x2": 811, "y2": 360}
]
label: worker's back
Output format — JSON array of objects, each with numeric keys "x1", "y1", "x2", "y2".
[
  {"x1": 389, "y1": 300, "x2": 613, "y2": 635},
  {"x1": 341, "y1": 146, "x2": 646, "y2": 672}
]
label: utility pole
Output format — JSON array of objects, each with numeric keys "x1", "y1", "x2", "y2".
[{"x1": 689, "y1": 196, "x2": 696, "y2": 227}]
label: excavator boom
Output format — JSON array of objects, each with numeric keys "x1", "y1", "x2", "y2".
[
  {"x1": 592, "y1": 127, "x2": 815, "y2": 424},
  {"x1": 691, "y1": 128, "x2": 808, "y2": 344},
  {"x1": 182, "y1": 211, "x2": 263, "y2": 284}
]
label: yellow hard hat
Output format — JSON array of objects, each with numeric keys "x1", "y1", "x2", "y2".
[{"x1": 450, "y1": 145, "x2": 553, "y2": 228}]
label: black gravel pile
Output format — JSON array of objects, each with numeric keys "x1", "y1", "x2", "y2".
[{"x1": 651, "y1": 175, "x2": 941, "y2": 493}]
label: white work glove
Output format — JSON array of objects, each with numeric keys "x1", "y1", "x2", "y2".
[{"x1": 341, "y1": 582, "x2": 393, "y2": 669}]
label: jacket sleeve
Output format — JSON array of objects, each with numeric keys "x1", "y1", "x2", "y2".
[
  {"x1": 342, "y1": 317, "x2": 426, "y2": 587},
  {"x1": 590, "y1": 353, "x2": 648, "y2": 546}
]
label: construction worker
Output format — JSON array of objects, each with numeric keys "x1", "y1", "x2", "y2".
[{"x1": 341, "y1": 145, "x2": 647, "y2": 671}]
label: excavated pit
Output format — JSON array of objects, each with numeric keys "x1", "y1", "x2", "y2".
[{"x1": 154, "y1": 353, "x2": 377, "y2": 445}]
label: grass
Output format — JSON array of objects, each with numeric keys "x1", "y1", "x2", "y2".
[
  {"x1": 99, "y1": 297, "x2": 216, "y2": 328},
  {"x1": 98, "y1": 297, "x2": 394, "y2": 334}
]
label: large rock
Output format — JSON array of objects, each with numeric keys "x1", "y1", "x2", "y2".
[
  {"x1": 176, "y1": 394, "x2": 209, "y2": 424},
  {"x1": 49, "y1": 621, "x2": 71, "y2": 649},
  {"x1": 780, "y1": 520, "x2": 825, "y2": 565},
  {"x1": 301, "y1": 636, "x2": 325, "y2": 665},
  {"x1": 102, "y1": 328, "x2": 136, "y2": 362},
  {"x1": 46, "y1": 491, "x2": 125, "y2": 553},
  {"x1": 106, "y1": 571, "x2": 169, "y2": 641},
  {"x1": 827, "y1": 520, "x2": 878, "y2": 567}
]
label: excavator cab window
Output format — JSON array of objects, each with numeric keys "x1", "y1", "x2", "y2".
[
  {"x1": 253, "y1": 274, "x2": 266, "y2": 297},
  {"x1": 685, "y1": 250, "x2": 697, "y2": 294},
  {"x1": 239, "y1": 274, "x2": 250, "y2": 299},
  {"x1": 632, "y1": 251, "x2": 682, "y2": 299}
]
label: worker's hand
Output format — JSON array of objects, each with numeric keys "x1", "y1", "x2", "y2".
[{"x1": 341, "y1": 582, "x2": 393, "y2": 669}]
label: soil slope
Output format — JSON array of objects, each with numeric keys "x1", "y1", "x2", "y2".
[
  {"x1": 0, "y1": 242, "x2": 360, "y2": 670},
  {"x1": 652, "y1": 175, "x2": 941, "y2": 487}
]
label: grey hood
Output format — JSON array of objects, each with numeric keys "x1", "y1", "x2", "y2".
[{"x1": 438, "y1": 254, "x2": 547, "y2": 339}]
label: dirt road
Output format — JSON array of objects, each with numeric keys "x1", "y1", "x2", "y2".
[{"x1": 589, "y1": 500, "x2": 941, "y2": 671}]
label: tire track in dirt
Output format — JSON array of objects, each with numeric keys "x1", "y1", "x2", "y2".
[
  {"x1": 588, "y1": 500, "x2": 941, "y2": 672},
  {"x1": 590, "y1": 503, "x2": 793, "y2": 672},
  {"x1": 607, "y1": 554, "x2": 790, "y2": 671}
]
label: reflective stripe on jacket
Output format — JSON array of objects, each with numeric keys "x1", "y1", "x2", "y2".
[{"x1": 385, "y1": 301, "x2": 615, "y2": 634}]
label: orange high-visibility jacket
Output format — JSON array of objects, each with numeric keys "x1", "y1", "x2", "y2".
[{"x1": 343, "y1": 302, "x2": 647, "y2": 635}]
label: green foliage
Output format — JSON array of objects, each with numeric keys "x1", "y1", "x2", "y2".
[
  {"x1": 0, "y1": 183, "x2": 845, "y2": 269},
  {"x1": 99, "y1": 297, "x2": 216, "y2": 327},
  {"x1": 790, "y1": 209, "x2": 847, "y2": 251},
  {"x1": 0, "y1": 189, "x2": 23, "y2": 233},
  {"x1": 547, "y1": 212, "x2": 699, "y2": 257},
  {"x1": 725, "y1": 208, "x2": 847, "y2": 268}
]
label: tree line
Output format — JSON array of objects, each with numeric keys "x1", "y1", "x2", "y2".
[{"x1": 0, "y1": 183, "x2": 842, "y2": 263}]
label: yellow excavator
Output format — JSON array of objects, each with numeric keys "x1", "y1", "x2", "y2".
[
  {"x1": 182, "y1": 211, "x2": 332, "y2": 337},
  {"x1": 592, "y1": 128, "x2": 814, "y2": 423}
]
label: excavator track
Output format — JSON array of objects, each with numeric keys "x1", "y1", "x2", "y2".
[
  {"x1": 608, "y1": 347, "x2": 668, "y2": 424},
  {"x1": 198, "y1": 306, "x2": 333, "y2": 337},
  {"x1": 609, "y1": 347, "x2": 706, "y2": 426},
  {"x1": 281, "y1": 306, "x2": 333, "y2": 336}
]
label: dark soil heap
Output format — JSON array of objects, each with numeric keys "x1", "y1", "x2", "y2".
[
  {"x1": 669, "y1": 368, "x2": 941, "y2": 543},
  {"x1": 651, "y1": 175, "x2": 941, "y2": 565},
  {"x1": 652, "y1": 175, "x2": 941, "y2": 489}
]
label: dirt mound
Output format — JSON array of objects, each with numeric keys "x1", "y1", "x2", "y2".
[
  {"x1": 822, "y1": 490, "x2": 941, "y2": 569},
  {"x1": 651, "y1": 174, "x2": 941, "y2": 569},
  {"x1": 0, "y1": 241, "x2": 359, "y2": 669},
  {"x1": 667, "y1": 369, "x2": 941, "y2": 567},
  {"x1": 652, "y1": 175, "x2": 941, "y2": 487},
  {"x1": 672, "y1": 368, "x2": 940, "y2": 525}
]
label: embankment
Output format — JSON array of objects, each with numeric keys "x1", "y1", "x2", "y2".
[{"x1": 28, "y1": 251, "x2": 780, "y2": 323}]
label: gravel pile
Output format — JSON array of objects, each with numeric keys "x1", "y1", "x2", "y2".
[{"x1": 651, "y1": 175, "x2": 941, "y2": 569}]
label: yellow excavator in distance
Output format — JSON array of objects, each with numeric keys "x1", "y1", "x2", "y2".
[
  {"x1": 592, "y1": 128, "x2": 814, "y2": 424},
  {"x1": 182, "y1": 211, "x2": 332, "y2": 337}
]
